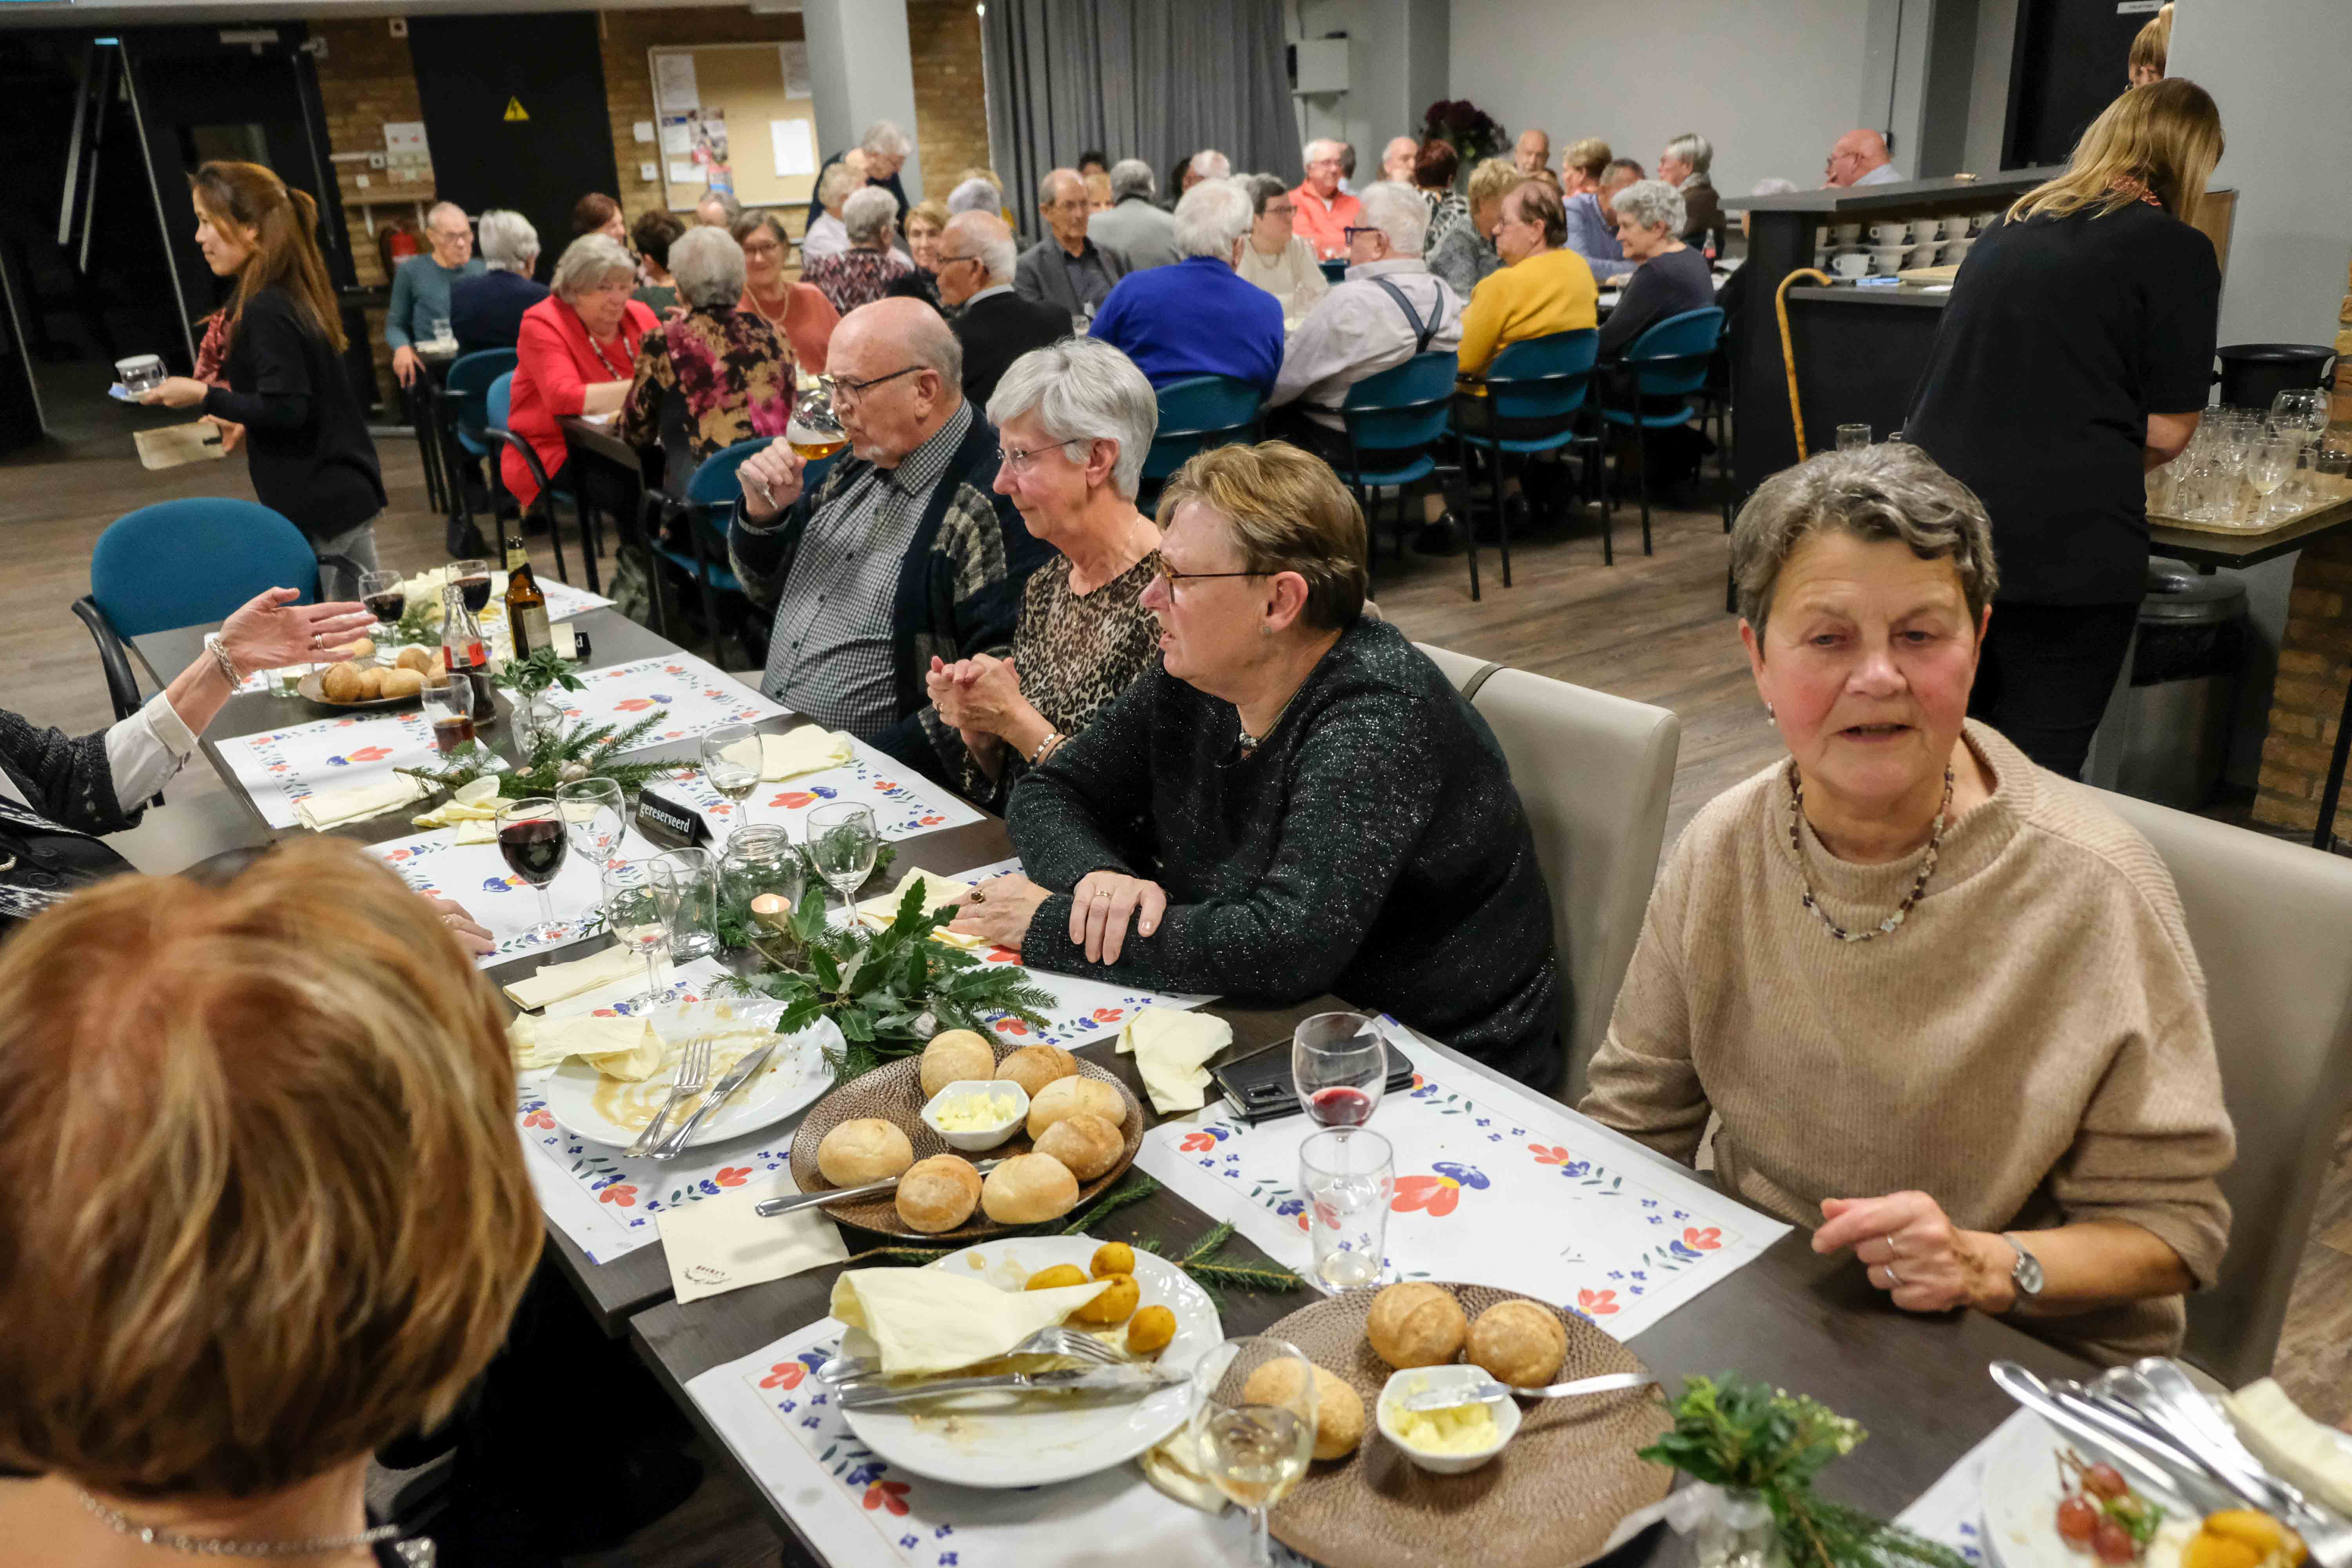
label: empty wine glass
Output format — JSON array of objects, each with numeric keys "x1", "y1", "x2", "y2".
[
  {"x1": 1293, "y1": 1011, "x2": 1386, "y2": 1132},
  {"x1": 2246, "y1": 438, "x2": 2295, "y2": 523},
  {"x1": 700, "y1": 721, "x2": 762, "y2": 831},
  {"x1": 495, "y1": 798, "x2": 570, "y2": 944},
  {"x1": 557, "y1": 777, "x2": 626, "y2": 887},
  {"x1": 805, "y1": 801, "x2": 880, "y2": 918},
  {"x1": 1189, "y1": 1337, "x2": 1320, "y2": 1567},
  {"x1": 601, "y1": 860, "x2": 671, "y2": 1009}
]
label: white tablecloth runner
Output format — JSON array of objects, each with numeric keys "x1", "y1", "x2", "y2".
[
  {"x1": 218, "y1": 709, "x2": 437, "y2": 828},
  {"x1": 1136, "y1": 1031, "x2": 1787, "y2": 1340},
  {"x1": 552, "y1": 651, "x2": 788, "y2": 744},
  {"x1": 1893, "y1": 1407, "x2": 2026, "y2": 1565},
  {"x1": 367, "y1": 815, "x2": 677, "y2": 966},
  {"x1": 659, "y1": 735, "x2": 984, "y2": 842}
]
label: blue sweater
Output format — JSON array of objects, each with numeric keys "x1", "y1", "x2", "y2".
[
  {"x1": 1089, "y1": 256, "x2": 1285, "y2": 393},
  {"x1": 385, "y1": 254, "x2": 484, "y2": 350}
]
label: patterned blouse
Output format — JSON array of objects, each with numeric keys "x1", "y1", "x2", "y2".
[
  {"x1": 615, "y1": 304, "x2": 794, "y2": 485},
  {"x1": 801, "y1": 246, "x2": 916, "y2": 317},
  {"x1": 947, "y1": 550, "x2": 1161, "y2": 810}
]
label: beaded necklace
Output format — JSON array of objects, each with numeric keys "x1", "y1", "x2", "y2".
[{"x1": 1787, "y1": 764, "x2": 1953, "y2": 942}]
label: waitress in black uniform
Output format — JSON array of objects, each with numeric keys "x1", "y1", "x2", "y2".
[
  {"x1": 141, "y1": 161, "x2": 387, "y2": 601},
  {"x1": 1905, "y1": 80, "x2": 2223, "y2": 779}
]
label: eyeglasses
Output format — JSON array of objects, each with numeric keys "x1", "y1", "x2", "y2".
[
  {"x1": 1265, "y1": 202, "x2": 1296, "y2": 218},
  {"x1": 429, "y1": 227, "x2": 472, "y2": 243},
  {"x1": 820, "y1": 365, "x2": 925, "y2": 405},
  {"x1": 936, "y1": 251, "x2": 983, "y2": 268},
  {"x1": 998, "y1": 437, "x2": 1087, "y2": 474},
  {"x1": 1342, "y1": 226, "x2": 1384, "y2": 244},
  {"x1": 1151, "y1": 561, "x2": 1267, "y2": 592},
  {"x1": 742, "y1": 240, "x2": 782, "y2": 259}
]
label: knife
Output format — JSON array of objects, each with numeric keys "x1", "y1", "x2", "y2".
[
  {"x1": 756, "y1": 1157, "x2": 1008, "y2": 1217},
  {"x1": 1989, "y1": 1362, "x2": 2237, "y2": 1515},
  {"x1": 650, "y1": 1038, "x2": 780, "y2": 1159},
  {"x1": 838, "y1": 1367, "x2": 1187, "y2": 1412}
]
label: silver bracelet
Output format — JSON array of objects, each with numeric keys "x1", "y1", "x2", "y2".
[{"x1": 204, "y1": 634, "x2": 243, "y2": 686}]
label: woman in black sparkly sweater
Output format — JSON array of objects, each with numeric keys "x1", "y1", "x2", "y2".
[{"x1": 949, "y1": 442, "x2": 1563, "y2": 1090}]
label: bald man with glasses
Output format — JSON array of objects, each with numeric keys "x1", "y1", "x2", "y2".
[{"x1": 386, "y1": 202, "x2": 484, "y2": 389}]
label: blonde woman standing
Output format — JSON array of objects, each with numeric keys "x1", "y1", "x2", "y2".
[{"x1": 1905, "y1": 79, "x2": 2223, "y2": 780}]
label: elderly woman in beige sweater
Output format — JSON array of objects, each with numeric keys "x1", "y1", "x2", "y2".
[{"x1": 1581, "y1": 445, "x2": 2234, "y2": 1364}]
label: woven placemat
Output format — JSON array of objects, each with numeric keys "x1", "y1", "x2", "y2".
[
  {"x1": 1262, "y1": 1283, "x2": 1672, "y2": 1568},
  {"x1": 786, "y1": 1044, "x2": 1143, "y2": 1241}
]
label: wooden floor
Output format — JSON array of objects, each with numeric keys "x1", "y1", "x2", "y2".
[{"x1": 9, "y1": 427, "x2": 2343, "y2": 1565}]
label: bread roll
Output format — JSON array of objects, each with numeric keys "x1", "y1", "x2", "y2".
[
  {"x1": 921, "y1": 1029, "x2": 998, "y2": 1100},
  {"x1": 1466, "y1": 1299, "x2": 1568, "y2": 1388},
  {"x1": 998, "y1": 1044, "x2": 1078, "y2": 1098},
  {"x1": 1366, "y1": 1281, "x2": 1468, "y2": 1369},
  {"x1": 395, "y1": 645, "x2": 436, "y2": 673},
  {"x1": 338, "y1": 636, "x2": 376, "y2": 661},
  {"x1": 1034, "y1": 1111, "x2": 1123, "y2": 1181},
  {"x1": 379, "y1": 668, "x2": 425, "y2": 699},
  {"x1": 1243, "y1": 1361, "x2": 1365, "y2": 1461},
  {"x1": 895, "y1": 1154, "x2": 981, "y2": 1233},
  {"x1": 815, "y1": 1118, "x2": 915, "y2": 1186},
  {"x1": 353, "y1": 666, "x2": 386, "y2": 700},
  {"x1": 980, "y1": 1152, "x2": 1079, "y2": 1223},
  {"x1": 1024, "y1": 1075, "x2": 1125, "y2": 1139},
  {"x1": 321, "y1": 662, "x2": 365, "y2": 702}
]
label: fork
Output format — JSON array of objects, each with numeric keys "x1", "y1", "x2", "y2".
[
  {"x1": 623, "y1": 1034, "x2": 713, "y2": 1158},
  {"x1": 815, "y1": 1325, "x2": 1129, "y2": 1388}
]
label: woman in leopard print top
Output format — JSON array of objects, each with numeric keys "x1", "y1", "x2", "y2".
[{"x1": 925, "y1": 339, "x2": 1163, "y2": 810}]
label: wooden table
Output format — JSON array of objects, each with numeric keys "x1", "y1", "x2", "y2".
[
  {"x1": 2149, "y1": 492, "x2": 2352, "y2": 571},
  {"x1": 557, "y1": 413, "x2": 652, "y2": 597}
]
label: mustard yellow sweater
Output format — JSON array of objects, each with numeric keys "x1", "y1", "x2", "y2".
[{"x1": 1456, "y1": 246, "x2": 1600, "y2": 379}]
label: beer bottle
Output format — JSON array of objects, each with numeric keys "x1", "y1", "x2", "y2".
[{"x1": 503, "y1": 535, "x2": 551, "y2": 661}]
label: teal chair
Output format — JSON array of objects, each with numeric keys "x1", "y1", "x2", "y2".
[
  {"x1": 1137, "y1": 375, "x2": 1263, "y2": 506},
  {"x1": 1598, "y1": 307, "x2": 1724, "y2": 557},
  {"x1": 481, "y1": 372, "x2": 577, "y2": 587},
  {"x1": 1331, "y1": 350, "x2": 1471, "y2": 597},
  {"x1": 436, "y1": 348, "x2": 516, "y2": 551},
  {"x1": 1456, "y1": 328, "x2": 1601, "y2": 580},
  {"x1": 649, "y1": 437, "x2": 843, "y2": 662},
  {"x1": 73, "y1": 498, "x2": 322, "y2": 724}
]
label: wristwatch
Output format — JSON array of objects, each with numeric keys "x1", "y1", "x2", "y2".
[{"x1": 2003, "y1": 1233, "x2": 2045, "y2": 1304}]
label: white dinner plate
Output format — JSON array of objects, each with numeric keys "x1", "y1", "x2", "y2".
[
  {"x1": 837, "y1": 1234, "x2": 1222, "y2": 1490},
  {"x1": 1980, "y1": 1412, "x2": 2200, "y2": 1568},
  {"x1": 537, "y1": 995, "x2": 841, "y2": 1151}
]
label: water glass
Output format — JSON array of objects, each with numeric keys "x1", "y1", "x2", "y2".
[
  {"x1": 1835, "y1": 422, "x2": 1871, "y2": 452},
  {"x1": 1293, "y1": 1011, "x2": 1385, "y2": 1132},
  {"x1": 806, "y1": 802, "x2": 880, "y2": 915},
  {"x1": 1188, "y1": 1337, "x2": 1320, "y2": 1568},
  {"x1": 651, "y1": 848, "x2": 719, "y2": 960},
  {"x1": 700, "y1": 721, "x2": 762, "y2": 830},
  {"x1": 1299, "y1": 1128, "x2": 1394, "y2": 1291},
  {"x1": 2316, "y1": 448, "x2": 2350, "y2": 499},
  {"x1": 557, "y1": 777, "x2": 626, "y2": 883},
  {"x1": 601, "y1": 860, "x2": 672, "y2": 1009}
]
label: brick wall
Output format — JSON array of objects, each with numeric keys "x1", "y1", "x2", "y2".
[
  {"x1": 312, "y1": 17, "x2": 431, "y2": 402},
  {"x1": 2250, "y1": 253, "x2": 2352, "y2": 847},
  {"x1": 595, "y1": 7, "x2": 806, "y2": 230},
  {"x1": 908, "y1": 0, "x2": 993, "y2": 199}
]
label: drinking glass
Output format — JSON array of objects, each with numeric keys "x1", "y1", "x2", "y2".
[
  {"x1": 557, "y1": 777, "x2": 626, "y2": 886},
  {"x1": 451, "y1": 559, "x2": 494, "y2": 615},
  {"x1": 1835, "y1": 423, "x2": 1871, "y2": 452},
  {"x1": 1292, "y1": 1011, "x2": 1386, "y2": 1132},
  {"x1": 1188, "y1": 1337, "x2": 1320, "y2": 1567},
  {"x1": 601, "y1": 860, "x2": 672, "y2": 1008},
  {"x1": 429, "y1": 316, "x2": 454, "y2": 349},
  {"x1": 1299, "y1": 1128, "x2": 1394, "y2": 1291},
  {"x1": 422, "y1": 678, "x2": 477, "y2": 757},
  {"x1": 787, "y1": 382, "x2": 848, "y2": 461},
  {"x1": 495, "y1": 798, "x2": 570, "y2": 944},
  {"x1": 806, "y1": 802, "x2": 880, "y2": 916},
  {"x1": 2246, "y1": 439, "x2": 2293, "y2": 523},
  {"x1": 358, "y1": 568, "x2": 406, "y2": 641},
  {"x1": 700, "y1": 721, "x2": 762, "y2": 830},
  {"x1": 2316, "y1": 448, "x2": 2351, "y2": 499},
  {"x1": 2270, "y1": 390, "x2": 2326, "y2": 452},
  {"x1": 652, "y1": 848, "x2": 720, "y2": 961}
]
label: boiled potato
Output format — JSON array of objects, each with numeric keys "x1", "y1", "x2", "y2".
[
  {"x1": 1126, "y1": 1305, "x2": 1177, "y2": 1357},
  {"x1": 1090, "y1": 1241, "x2": 1135, "y2": 1279},
  {"x1": 1024, "y1": 1263, "x2": 1087, "y2": 1292},
  {"x1": 1067, "y1": 1272, "x2": 1139, "y2": 1326}
]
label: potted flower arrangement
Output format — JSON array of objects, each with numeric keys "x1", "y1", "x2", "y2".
[{"x1": 1419, "y1": 98, "x2": 1508, "y2": 177}]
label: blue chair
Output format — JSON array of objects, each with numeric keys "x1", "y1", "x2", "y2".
[
  {"x1": 480, "y1": 371, "x2": 575, "y2": 587},
  {"x1": 1597, "y1": 307, "x2": 1724, "y2": 557},
  {"x1": 1456, "y1": 328, "x2": 1602, "y2": 579},
  {"x1": 435, "y1": 348, "x2": 516, "y2": 549},
  {"x1": 1318, "y1": 258, "x2": 1348, "y2": 285},
  {"x1": 1138, "y1": 375, "x2": 1264, "y2": 505},
  {"x1": 73, "y1": 499, "x2": 322, "y2": 724},
  {"x1": 641, "y1": 435, "x2": 819, "y2": 662},
  {"x1": 1331, "y1": 350, "x2": 1473, "y2": 597}
]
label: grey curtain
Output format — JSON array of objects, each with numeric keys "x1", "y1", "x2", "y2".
[{"x1": 982, "y1": 0, "x2": 1302, "y2": 244}]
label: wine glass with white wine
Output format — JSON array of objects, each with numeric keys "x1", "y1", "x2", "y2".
[
  {"x1": 601, "y1": 860, "x2": 671, "y2": 1009},
  {"x1": 1190, "y1": 1336, "x2": 1320, "y2": 1567},
  {"x1": 699, "y1": 721, "x2": 762, "y2": 831}
]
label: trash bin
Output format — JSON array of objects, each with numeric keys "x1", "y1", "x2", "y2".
[{"x1": 2109, "y1": 562, "x2": 2247, "y2": 809}]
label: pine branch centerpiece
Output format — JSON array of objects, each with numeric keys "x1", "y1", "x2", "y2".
[
  {"x1": 396, "y1": 650, "x2": 673, "y2": 800},
  {"x1": 1639, "y1": 1374, "x2": 1971, "y2": 1568}
]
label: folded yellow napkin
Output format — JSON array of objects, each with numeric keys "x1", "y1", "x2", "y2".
[
  {"x1": 503, "y1": 945, "x2": 645, "y2": 1011},
  {"x1": 1140, "y1": 1424, "x2": 1232, "y2": 1514},
  {"x1": 828, "y1": 1269, "x2": 1111, "y2": 1377},
  {"x1": 660, "y1": 1173, "x2": 850, "y2": 1305},
  {"x1": 757, "y1": 728, "x2": 855, "y2": 781},
  {"x1": 857, "y1": 871, "x2": 987, "y2": 949},
  {"x1": 1118, "y1": 1007, "x2": 1233, "y2": 1114},
  {"x1": 295, "y1": 774, "x2": 427, "y2": 832},
  {"x1": 509, "y1": 1012, "x2": 658, "y2": 1071},
  {"x1": 451, "y1": 818, "x2": 498, "y2": 845}
]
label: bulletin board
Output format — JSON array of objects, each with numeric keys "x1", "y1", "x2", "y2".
[{"x1": 648, "y1": 42, "x2": 820, "y2": 225}]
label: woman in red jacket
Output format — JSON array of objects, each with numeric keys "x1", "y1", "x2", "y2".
[{"x1": 503, "y1": 233, "x2": 658, "y2": 508}]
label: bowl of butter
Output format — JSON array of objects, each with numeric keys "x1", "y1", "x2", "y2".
[
  {"x1": 1376, "y1": 1364, "x2": 1521, "y2": 1474},
  {"x1": 918, "y1": 1079, "x2": 1030, "y2": 1151}
]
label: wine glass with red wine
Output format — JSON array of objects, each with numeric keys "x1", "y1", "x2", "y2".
[
  {"x1": 495, "y1": 797, "x2": 572, "y2": 944},
  {"x1": 1292, "y1": 1011, "x2": 1386, "y2": 1132},
  {"x1": 358, "y1": 569, "x2": 406, "y2": 641},
  {"x1": 450, "y1": 559, "x2": 494, "y2": 615}
]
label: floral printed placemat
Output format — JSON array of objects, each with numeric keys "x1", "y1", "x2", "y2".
[
  {"x1": 552, "y1": 652, "x2": 787, "y2": 744},
  {"x1": 218, "y1": 709, "x2": 436, "y2": 829},
  {"x1": 659, "y1": 736, "x2": 983, "y2": 842},
  {"x1": 1136, "y1": 1031, "x2": 1787, "y2": 1341}
]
